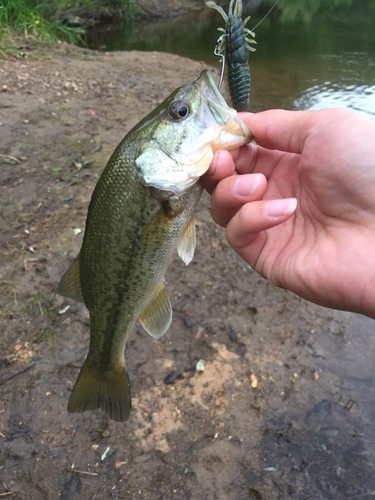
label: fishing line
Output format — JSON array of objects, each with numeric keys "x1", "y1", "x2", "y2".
[{"x1": 251, "y1": 0, "x2": 280, "y2": 32}]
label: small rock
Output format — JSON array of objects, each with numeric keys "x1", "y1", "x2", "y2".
[{"x1": 250, "y1": 373, "x2": 258, "y2": 389}]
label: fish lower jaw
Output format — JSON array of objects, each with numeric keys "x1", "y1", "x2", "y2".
[{"x1": 215, "y1": 127, "x2": 252, "y2": 151}]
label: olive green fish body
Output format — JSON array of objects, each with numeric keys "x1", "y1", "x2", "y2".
[
  {"x1": 57, "y1": 70, "x2": 251, "y2": 421},
  {"x1": 82, "y1": 165, "x2": 202, "y2": 371},
  {"x1": 63, "y1": 140, "x2": 202, "y2": 421}
]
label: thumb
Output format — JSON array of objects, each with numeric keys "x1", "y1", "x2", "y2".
[{"x1": 240, "y1": 109, "x2": 347, "y2": 154}]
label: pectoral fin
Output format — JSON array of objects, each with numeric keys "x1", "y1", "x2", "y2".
[
  {"x1": 56, "y1": 254, "x2": 84, "y2": 303},
  {"x1": 177, "y1": 218, "x2": 196, "y2": 265},
  {"x1": 138, "y1": 281, "x2": 172, "y2": 339}
]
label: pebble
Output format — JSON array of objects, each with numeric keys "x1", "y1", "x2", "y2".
[{"x1": 250, "y1": 373, "x2": 258, "y2": 388}]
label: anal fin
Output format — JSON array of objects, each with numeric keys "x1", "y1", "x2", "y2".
[
  {"x1": 177, "y1": 218, "x2": 196, "y2": 265},
  {"x1": 138, "y1": 281, "x2": 172, "y2": 339},
  {"x1": 56, "y1": 253, "x2": 84, "y2": 303}
]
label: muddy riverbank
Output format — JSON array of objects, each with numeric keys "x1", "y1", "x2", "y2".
[{"x1": 1, "y1": 41, "x2": 375, "y2": 500}]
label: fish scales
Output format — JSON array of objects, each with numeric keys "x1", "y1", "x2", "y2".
[{"x1": 57, "y1": 70, "x2": 251, "y2": 421}]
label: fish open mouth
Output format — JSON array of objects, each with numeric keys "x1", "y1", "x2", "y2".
[{"x1": 198, "y1": 70, "x2": 252, "y2": 151}]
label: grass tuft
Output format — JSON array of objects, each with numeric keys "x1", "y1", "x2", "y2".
[
  {"x1": 0, "y1": 0, "x2": 84, "y2": 44},
  {"x1": 0, "y1": 0, "x2": 138, "y2": 45}
]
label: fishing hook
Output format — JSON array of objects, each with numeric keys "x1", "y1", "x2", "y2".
[{"x1": 214, "y1": 35, "x2": 225, "y2": 90}]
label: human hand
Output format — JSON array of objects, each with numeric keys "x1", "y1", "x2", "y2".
[{"x1": 202, "y1": 108, "x2": 375, "y2": 318}]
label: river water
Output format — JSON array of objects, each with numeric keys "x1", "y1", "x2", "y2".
[
  {"x1": 86, "y1": 0, "x2": 375, "y2": 119},
  {"x1": 85, "y1": 1, "x2": 375, "y2": 498}
]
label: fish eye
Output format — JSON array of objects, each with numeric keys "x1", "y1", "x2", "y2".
[{"x1": 168, "y1": 100, "x2": 191, "y2": 120}]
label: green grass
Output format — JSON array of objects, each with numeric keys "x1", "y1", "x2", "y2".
[
  {"x1": 0, "y1": 0, "x2": 84, "y2": 43},
  {"x1": 34, "y1": 327, "x2": 59, "y2": 356},
  {"x1": 23, "y1": 293, "x2": 60, "y2": 321},
  {"x1": 106, "y1": 0, "x2": 138, "y2": 18},
  {"x1": 0, "y1": 0, "x2": 138, "y2": 45}
]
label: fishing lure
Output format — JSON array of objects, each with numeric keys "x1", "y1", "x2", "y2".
[{"x1": 206, "y1": 0, "x2": 256, "y2": 111}]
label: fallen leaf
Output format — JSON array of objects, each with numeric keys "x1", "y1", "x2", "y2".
[{"x1": 196, "y1": 359, "x2": 204, "y2": 372}]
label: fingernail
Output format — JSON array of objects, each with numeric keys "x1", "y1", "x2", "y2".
[
  {"x1": 266, "y1": 198, "x2": 297, "y2": 217},
  {"x1": 233, "y1": 174, "x2": 261, "y2": 197}
]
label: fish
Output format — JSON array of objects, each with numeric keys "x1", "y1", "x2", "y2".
[
  {"x1": 206, "y1": 0, "x2": 257, "y2": 111},
  {"x1": 57, "y1": 69, "x2": 251, "y2": 421}
]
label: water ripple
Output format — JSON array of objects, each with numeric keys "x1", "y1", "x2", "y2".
[
  {"x1": 294, "y1": 83, "x2": 375, "y2": 120},
  {"x1": 293, "y1": 53, "x2": 375, "y2": 120}
]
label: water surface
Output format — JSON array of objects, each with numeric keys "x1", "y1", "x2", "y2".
[{"x1": 86, "y1": 0, "x2": 375, "y2": 118}]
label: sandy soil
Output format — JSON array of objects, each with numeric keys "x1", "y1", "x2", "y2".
[{"x1": 1, "y1": 42, "x2": 375, "y2": 500}]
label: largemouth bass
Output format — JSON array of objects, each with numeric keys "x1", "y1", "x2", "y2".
[{"x1": 57, "y1": 69, "x2": 251, "y2": 421}]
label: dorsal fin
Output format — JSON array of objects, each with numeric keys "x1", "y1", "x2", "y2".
[
  {"x1": 138, "y1": 281, "x2": 172, "y2": 339},
  {"x1": 56, "y1": 254, "x2": 84, "y2": 303}
]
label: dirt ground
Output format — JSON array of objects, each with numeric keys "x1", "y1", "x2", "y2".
[{"x1": 1, "y1": 42, "x2": 375, "y2": 500}]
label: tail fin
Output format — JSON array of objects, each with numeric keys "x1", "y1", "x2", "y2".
[{"x1": 67, "y1": 358, "x2": 131, "y2": 422}]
